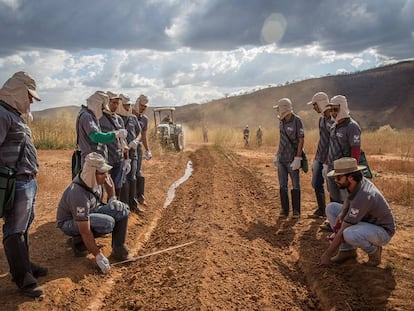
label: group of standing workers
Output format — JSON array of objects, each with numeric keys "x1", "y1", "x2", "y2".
[
  {"x1": 0, "y1": 71, "x2": 153, "y2": 297},
  {"x1": 273, "y1": 92, "x2": 396, "y2": 267},
  {"x1": 241, "y1": 125, "x2": 263, "y2": 147},
  {"x1": 56, "y1": 91, "x2": 152, "y2": 275}
]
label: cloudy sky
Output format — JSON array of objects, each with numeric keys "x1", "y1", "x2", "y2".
[{"x1": 0, "y1": 0, "x2": 413, "y2": 111}]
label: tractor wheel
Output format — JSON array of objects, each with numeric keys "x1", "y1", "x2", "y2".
[{"x1": 174, "y1": 133, "x2": 184, "y2": 151}]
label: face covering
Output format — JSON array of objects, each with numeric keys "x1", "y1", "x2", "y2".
[
  {"x1": 87, "y1": 91, "x2": 109, "y2": 120},
  {"x1": 330, "y1": 95, "x2": 350, "y2": 123}
]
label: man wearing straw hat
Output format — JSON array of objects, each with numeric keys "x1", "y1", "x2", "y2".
[{"x1": 319, "y1": 157, "x2": 396, "y2": 267}]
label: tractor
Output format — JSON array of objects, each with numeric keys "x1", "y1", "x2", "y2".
[{"x1": 152, "y1": 107, "x2": 184, "y2": 151}]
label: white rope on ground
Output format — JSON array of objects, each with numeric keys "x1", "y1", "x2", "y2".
[{"x1": 111, "y1": 240, "x2": 196, "y2": 266}]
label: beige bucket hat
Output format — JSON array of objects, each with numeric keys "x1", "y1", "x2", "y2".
[{"x1": 327, "y1": 157, "x2": 366, "y2": 177}]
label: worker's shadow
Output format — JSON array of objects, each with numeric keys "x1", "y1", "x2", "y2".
[{"x1": 237, "y1": 216, "x2": 298, "y2": 249}]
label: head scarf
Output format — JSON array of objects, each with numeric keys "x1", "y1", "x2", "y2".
[
  {"x1": 87, "y1": 91, "x2": 109, "y2": 120},
  {"x1": 0, "y1": 71, "x2": 41, "y2": 114},
  {"x1": 330, "y1": 95, "x2": 350, "y2": 123},
  {"x1": 80, "y1": 152, "x2": 112, "y2": 190},
  {"x1": 133, "y1": 94, "x2": 149, "y2": 112},
  {"x1": 117, "y1": 94, "x2": 132, "y2": 116}
]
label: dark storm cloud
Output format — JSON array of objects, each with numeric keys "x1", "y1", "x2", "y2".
[{"x1": 0, "y1": 0, "x2": 412, "y2": 58}]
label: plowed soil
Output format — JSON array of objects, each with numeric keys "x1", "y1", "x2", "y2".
[{"x1": 1, "y1": 144, "x2": 413, "y2": 310}]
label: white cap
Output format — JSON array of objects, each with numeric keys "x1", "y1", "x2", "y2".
[
  {"x1": 273, "y1": 98, "x2": 293, "y2": 120},
  {"x1": 307, "y1": 92, "x2": 330, "y2": 113}
]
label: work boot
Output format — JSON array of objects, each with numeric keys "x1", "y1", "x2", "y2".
[
  {"x1": 129, "y1": 179, "x2": 137, "y2": 210},
  {"x1": 24, "y1": 232, "x2": 48, "y2": 278},
  {"x1": 366, "y1": 246, "x2": 382, "y2": 267},
  {"x1": 291, "y1": 189, "x2": 301, "y2": 218},
  {"x1": 130, "y1": 199, "x2": 145, "y2": 214},
  {"x1": 279, "y1": 189, "x2": 289, "y2": 217},
  {"x1": 68, "y1": 236, "x2": 88, "y2": 257},
  {"x1": 330, "y1": 249, "x2": 357, "y2": 264},
  {"x1": 136, "y1": 176, "x2": 148, "y2": 207},
  {"x1": 4, "y1": 234, "x2": 44, "y2": 298},
  {"x1": 309, "y1": 191, "x2": 326, "y2": 218},
  {"x1": 319, "y1": 221, "x2": 333, "y2": 232},
  {"x1": 110, "y1": 245, "x2": 130, "y2": 261},
  {"x1": 31, "y1": 262, "x2": 48, "y2": 278},
  {"x1": 20, "y1": 273, "x2": 44, "y2": 298},
  {"x1": 111, "y1": 215, "x2": 129, "y2": 261}
]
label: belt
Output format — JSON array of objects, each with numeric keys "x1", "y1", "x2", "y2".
[{"x1": 15, "y1": 174, "x2": 36, "y2": 181}]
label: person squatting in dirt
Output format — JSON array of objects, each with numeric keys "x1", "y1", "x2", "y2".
[
  {"x1": 99, "y1": 91, "x2": 129, "y2": 198},
  {"x1": 243, "y1": 125, "x2": 250, "y2": 146},
  {"x1": 318, "y1": 157, "x2": 396, "y2": 267},
  {"x1": 307, "y1": 92, "x2": 335, "y2": 218},
  {"x1": 76, "y1": 90, "x2": 128, "y2": 169},
  {"x1": 117, "y1": 94, "x2": 143, "y2": 214},
  {"x1": 132, "y1": 94, "x2": 152, "y2": 208},
  {"x1": 273, "y1": 98, "x2": 305, "y2": 218},
  {"x1": 325, "y1": 95, "x2": 362, "y2": 204},
  {"x1": 0, "y1": 71, "x2": 47, "y2": 298},
  {"x1": 56, "y1": 152, "x2": 130, "y2": 274}
]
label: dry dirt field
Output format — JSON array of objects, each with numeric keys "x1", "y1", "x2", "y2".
[{"x1": 0, "y1": 142, "x2": 413, "y2": 310}]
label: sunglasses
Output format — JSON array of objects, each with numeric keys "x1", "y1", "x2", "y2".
[{"x1": 331, "y1": 107, "x2": 340, "y2": 112}]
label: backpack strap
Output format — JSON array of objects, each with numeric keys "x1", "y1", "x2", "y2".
[{"x1": 73, "y1": 180, "x2": 103, "y2": 204}]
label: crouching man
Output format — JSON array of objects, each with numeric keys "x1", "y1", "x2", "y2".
[
  {"x1": 319, "y1": 157, "x2": 396, "y2": 267},
  {"x1": 56, "y1": 152, "x2": 130, "y2": 274}
]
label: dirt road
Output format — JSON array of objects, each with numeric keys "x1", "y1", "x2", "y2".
[{"x1": 0, "y1": 145, "x2": 413, "y2": 310}]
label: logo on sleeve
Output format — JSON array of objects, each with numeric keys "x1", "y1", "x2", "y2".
[
  {"x1": 76, "y1": 206, "x2": 86, "y2": 217},
  {"x1": 349, "y1": 207, "x2": 359, "y2": 218},
  {"x1": 353, "y1": 135, "x2": 360, "y2": 144}
]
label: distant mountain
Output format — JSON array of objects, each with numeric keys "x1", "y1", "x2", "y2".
[{"x1": 33, "y1": 60, "x2": 414, "y2": 130}]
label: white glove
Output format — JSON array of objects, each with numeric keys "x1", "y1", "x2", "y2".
[
  {"x1": 322, "y1": 164, "x2": 329, "y2": 179},
  {"x1": 109, "y1": 199, "x2": 129, "y2": 211},
  {"x1": 123, "y1": 159, "x2": 131, "y2": 175},
  {"x1": 96, "y1": 253, "x2": 110, "y2": 274},
  {"x1": 273, "y1": 154, "x2": 279, "y2": 167},
  {"x1": 128, "y1": 139, "x2": 139, "y2": 150},
  {"x1": 114, "y1": 129, "x2": 128, "y2": 139},
  {"x1": 144, "y1": 150, "x2": 152, "y2": 160},
  {"x1": 290, "y1": 157, "x2": 302, "y2": 171}
]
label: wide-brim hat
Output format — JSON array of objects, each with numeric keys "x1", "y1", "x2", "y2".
[{"x1": 327, "y1": 157, "x2": 366, "y2": 177}]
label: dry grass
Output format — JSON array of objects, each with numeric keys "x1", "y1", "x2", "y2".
[{"x1": 30, "y1": 116, "x2": 76, "y2": 149}]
